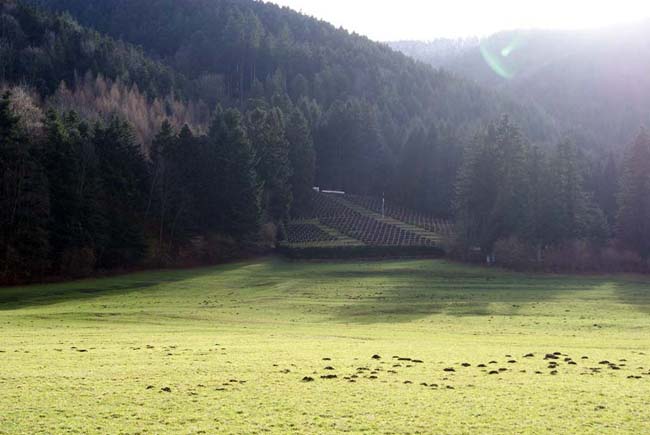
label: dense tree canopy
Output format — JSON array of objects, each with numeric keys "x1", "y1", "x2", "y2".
[
  {"x1": 0, "y1": 0, "x2": 648, "y2": 281},
  {"x1": 0, "y1": 1, "x2": 186, "y2": 98},
  {"x1": 26, "y1": 0, "x2": 556, "y2": 198},
  {"x1": 0, "y1": 91, "x2": 50, "y2": 283},
  {"x1": 455, "y1": 116, "x2": 609, "y2": 261},
  {"x1": 617, "y1": 131, "x2": 650, "y2": 259}
]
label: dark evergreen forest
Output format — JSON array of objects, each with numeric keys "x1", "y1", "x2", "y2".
[{"x1": 1, "y1": 0, "x2": 649, "y2": 283}]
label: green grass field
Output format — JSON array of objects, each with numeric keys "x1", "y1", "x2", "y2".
[{"x1": 1, "y1": 258, "x2": 650, "y2": 434}]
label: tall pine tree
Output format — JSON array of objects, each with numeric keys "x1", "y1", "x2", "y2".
[
  {"x1": 0, "y1": 92, "x2": 50, "y2": 283},
  {"x1": 206, "y1": 107, "x2": 261, "y2": 238},
  {"x1": 246, "y1": 106, "x2": 292, "y2": 224},
  {"x1": 286, "y1": 107, "x2": 315, "y2": 216},
  {"x1": 43, "y1": 110, "x2": 104, "y2": 275},
  {"x1": 454, "y1": 116, "x2": 528, "y2": 255},
  {"x1": 617, "y1": 130, "x2": 650, "y2": 259},
  {"x1": 93, "y1": 116, "x2": 149, "y2": 268}
]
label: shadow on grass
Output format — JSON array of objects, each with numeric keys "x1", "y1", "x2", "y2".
[
  {"x1": 0, "y1": 268, "x2": 218, "y2": 311},
  {"x1": 5, "y1": 257, "x2": 648, "y2": 325},
  {"x1": 613, "y1": 279, "x2": 650, "y2": 315},
  {"x1": 314, "y1": 266, "x2": 608, "y2": 324},
  {"x1": 0, "y1": 257, "x2": 280, "y2": 312}
]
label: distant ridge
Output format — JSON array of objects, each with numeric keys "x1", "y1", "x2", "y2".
[{"x1": 390, "y1": 23, "x2": 650, "y2": 152}]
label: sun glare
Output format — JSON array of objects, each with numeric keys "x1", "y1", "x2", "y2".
[{"x1": 268, "y1": 0, "x2": 650, "y2": 40}]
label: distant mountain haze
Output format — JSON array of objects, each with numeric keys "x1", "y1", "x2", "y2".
[
  {"x1": 390, "y1": 22, "x2": 650, "y2": 151},
  {"x1": 265, "y1": 0, "x2": 650, "y2": 40}
]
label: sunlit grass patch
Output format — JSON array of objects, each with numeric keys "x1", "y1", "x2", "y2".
[{"x1": 1, "y1": 258, "x2": 649, "y2": 434}]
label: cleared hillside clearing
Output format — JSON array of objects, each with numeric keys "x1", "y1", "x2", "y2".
[{"x1": 285, "y1": 193, "x2": 452, "y2": 252}]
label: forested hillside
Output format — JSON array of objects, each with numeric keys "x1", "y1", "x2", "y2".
[
  {"x1": 390, "y1": 23, "x2": 650, "y2": 153},
  {"x1": 27, "y1": 0, "x2": 557, "y2": 191},
  {"x1": 0, "y1": 0, "x2": 208, "y2": 145},
  {"x1": 0, "y1": 1, "x2": 185, "y2": 97},
  {"x1": 1, "y1": 1, "x2": 649, "y2": 282},
  {"x1": 390, "y1": 38, "x2": 479, "y2": 69}
]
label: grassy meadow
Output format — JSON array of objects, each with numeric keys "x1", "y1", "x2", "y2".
[{"x1": 1, "y1": 258, "x2": 649, "y2": 434}]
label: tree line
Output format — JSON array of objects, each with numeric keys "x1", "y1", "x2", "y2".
[
  {"x1": 4, "y1": 88, "x2": 648, "y2": 283},
  {"x1": 0, "y1": 91, "x2": 314, "y2": 284},
  {"x1": 454, "y1": 116, "x2": 650, "y2": 270}
]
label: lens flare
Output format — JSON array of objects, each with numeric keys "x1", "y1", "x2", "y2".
[
  {"x1": 480, "y1": 35, "x2": 526, "y2": 79},
  {"x1": 501, "y1": 45, "x2": 514, "y2": 57}
]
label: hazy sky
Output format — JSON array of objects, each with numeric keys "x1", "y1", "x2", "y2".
[{"x1": 266, "y1": 0, "x2": 650, "y2": 41}]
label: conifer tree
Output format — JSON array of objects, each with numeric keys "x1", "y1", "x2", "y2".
[
  {"x1": 397, "y1": 124, "x2": 434, "y2": 211},
  {"x1": 454, "y1": 126, "x2": 499, "y2": 254},
  {"x1": 454, "y1": 116, "x2": 528, "y2": 255},
  {"x1": 42, "y1": 110, "x2": 104, "y2": 275},
  {"x1": 286, "y1": 107, "x2": 315, "y2": 216},
  {"x1": 207, "y1": 108, "x2": 261, "y2": 238},
  {"x1": 0, "y1": 92, "x2": 50, "y2": 283},
  {"x1": 93, "y1": 116, "x2": 149, "y2": 268},
  {"x1": 492, "y1": 115, "x2": 528, "y2": 240},
  {"x1": 43, "y1": 110, "x2": 77, "y2": 261},
  {"x1": 617, "y1": 130, "x2": 650, "y2": 258},
  {"x1": 63, "y1": 112, "x2": 105, "y2": 272},
  {"x1": 520, "y1": 146, "x2": 554, "y2": 258},
  {"x1": 549, "y1": 140, "x2": 583, "y2": 242},
  {"x1": 592, "y1": 153, "x2": 619, "y2": 228},
  {"x1": 315, "y1": 98, "x2": 384, "y2": 195},
  {"x1": 548, "y1": 140, "x2": 608, "y2": 245},
  {"x1": 148, "y1": 120, "x2": 177, "y2": 258},
  {"x1": 431, "y1": 125, "x2": 462, "y2": 217},
  {"x1": 164, "y1": 124, "x2": 200, "y2": 246},
  {"x1": 246, "y1": 106, "x2": 292, "y2": 224}
]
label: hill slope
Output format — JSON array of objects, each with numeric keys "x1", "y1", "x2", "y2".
[
  {"x1": 390, "y1": 23, "x2": 650, "y2": 152},
  {"x1": 0, "y1": 1, "x2": 187, "y2": 98},
  {"x1": 0, "y1": 1, "x2": 208, "y2": 144},
  {"x1": 28, "y1": 0, "x2": 556, "y2": 194}
]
